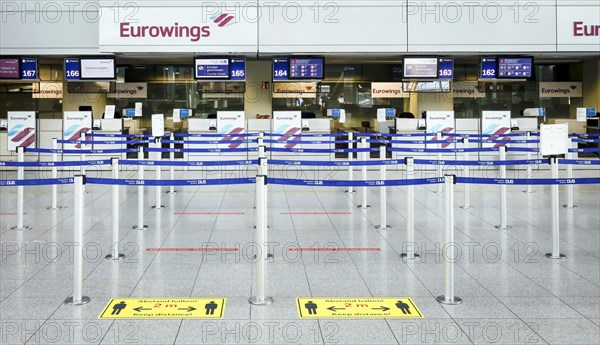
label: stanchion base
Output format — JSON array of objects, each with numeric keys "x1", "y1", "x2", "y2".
[
  {"x1": 9, "y1": 226, "x2": 31, "y2": 231},
  {"x1": 253, "y1": 254, "x2": 275, "y2": 260},
  {"x1": 400, "y1": 253, "x2": 420, "y2": 259},
  {"x1": 357, "y1": 205, "x2": 370, "y2": 209},
  {"x1": 436, "y1": 295, "x2": 462, "y2": 305},
  {"x1": 494, "y1": 225, "x2": 512, "y2": 230},
  {"x1": 152, "y1": 205, "x2": 165, "y2": 209},
  {"x1": 166, "y1": 191, "x2": 178, "y2": 194},
  {"x1": 434, "y1": 190, "x2": 443, "y2": 194},
  {"x1": 47, "y1": 206, "x2": 64, "y2": 210},
  {"x1": 249, "y1": 296, "x2": 274, "y2": 305},
  {"x1": 562, "y1": 205, "x2": 578, "y2": 209},
  {"x1": 64, "y1": 296, "x2": 91, "y2": 306},
  {"x1": 105, "y1": 253, "x2": 125, "y2": 260},
  {"x1": 459, "y1": 206, "x2": 474, "y2": 210},
  {"x1": 375, "y1": 225, "x2": 391, "y2": 230},
  {"x1": 132, "y1": 225, "x2": 148, "y2": 230},
  {"x1": 522, "y1": 190, "x2": 536, "y2": 193},
  {"x1": 545, "y1": 253, "x2": 567, "y2": 260},
  {"x1": 345, "y1": 190, "x2": 356, "y2": 194},
  {"x1": 253, "y1": 225, "x2": 271, "y2": 229}
]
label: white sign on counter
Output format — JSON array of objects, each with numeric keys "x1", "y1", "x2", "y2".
[
  {"x1": 7, "y1": 111, "x2": 36, "y2": 151},
  {"x1": 151, "y1": 114, "x2": 165, "y2": 137},
  {"x1": 540, "y1": 124, "x2": 569, "y2": 157},
  {"x1": 104, "y1": 105, "x2": 116, "y2": 119},
  {"x1": 63, "y1": 111, "x2": 92, "y2": 149}
]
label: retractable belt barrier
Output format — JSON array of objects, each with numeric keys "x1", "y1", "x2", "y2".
[
  {"x1": 269, "y1": 177, "x2": 444, "y2": 187},
  {"x1": 118, "y1": 159, "x2": 257, "y2": 167},
  {"x1": 0, "y1": 178, "x2": 74, "y2": 186},
  {"x1": 0, "y1": 159, "x2": 112, "y2": 167},
  {"x1": 145, "y1": 147, "x2": 258, "y2": 153},
  {"x1": 269, "y1": 159, "x2": 404, "y2": 167},
  {"x1": 162, "y1": 139, "x2": 249, "y2": 144},
  {"x1": 264, "y1": 133, "x2": 349, "y2": 138},
  {"x1": 86, "y1": 177, "x2": 256, "y2": 186},
  {"x1": 413, "y1": 159, "x2": 545, "y2": 166},
  {"x1": 174, "y1": 133, "x2": 257, "y2": 138},
  {"x1": 267, "y1": 147, "x2": 378, "y2": 153},
  {"x1": 388, "y1": 147, "x2": 500, "y2": 153},
  {"x1": 26, "y1": 148, "x2": 139, "y2": 154},
  {"x1": 59, "y1": 139, "x2": 151, "y2": 145},
  {"x1": 86, "y1": 133, "x2": 154, "y2": 138},
  {"x1": 456, "y1": 177, "x2": 600, "y2": 185},
  {"x1": 263, "y1": 139, "x2": 356, "y2": 144}
]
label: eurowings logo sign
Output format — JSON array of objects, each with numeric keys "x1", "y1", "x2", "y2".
[
  {"x1": 426, "y1": 112, "x2": 455, "y2": 149},
  {"x1": 217, "y1": 112, "x2": 246, "y2": 149},
  {"x1": 482, "y1": 111, "x2": 511, "y2": 148},
  {"x1": 63, "y1": 112, "x2": 92, "y2": 150},
  {"x1": 211, "y1": 12, "x2": 236, "y2": 27},
  {"x1": 7, "y1": 112, "x2": 36, "y2": 151}
]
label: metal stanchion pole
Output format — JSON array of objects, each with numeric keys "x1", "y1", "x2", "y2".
[
  {"x1": 460, "y1": 137, "x2": 472, "y2": 209},
  {"x1": 358, "y1": 137, "x2": 370, "y2": 208},
  {"x1": 375, "y1": 146, "x2": 390, "y2": 229},
  {"x1": 47, "y1": 138, "x2": 62, "y2": 210},
  {"x1": 79, "y1": 133, "x2": 87, "y2": 194},
  {"x1": 11, "y1": 146, "x2": 30, "y2": 230},
  {"x1": 167, "y1": 133, "x2": 177, "y2": 194},
  {"x1": 437, "y1": 174, "x2": 462, "y2": 305},
  {"x1": 345, "y1": 132, "x2": 355, "y2": 194},
  {"x1": 152, "y1": 138, "x2": 164, "y2": 209},
  {"x1": 106, "y1": 158, "x2": 124, "y2": 260},
  {"x1": 401, "y1": 157, "x2": 420, "y2": 259},
  {"x1": 495, "y1": 146, "x2": 511, "y2": 230},
  {"x1": 249, "y1": 175, "x2": 273, "y2": 306},
  {"x1": 546, "y1": 157, "x2": 566, "y2": 259},
  {"x1": 524, "y1": 131, "x2": 534, "y2": 194},
  {"x1": 64, "y1": 175, "x2": 91, "y2": 306},
  {"x1": 563, "y1": 139, "x2": 577, "y2": 208},
  {"x1": 435, "y1": 132, "x2": 443, "y2": 194},
  {"x1": 133, "y1": 147, "x2": 148, "y2": 230}
]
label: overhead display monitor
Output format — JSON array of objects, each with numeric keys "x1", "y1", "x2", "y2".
[
  {"x1": 229, "y1": 58, "x2": 246, "y2": 81},
  {"x1": 403, "y1": 57, "x2": 438, "y2": 79},
  {"x1": 0, "y1": 58, "x2": 20, "y2": 79},
  {"x1": 289, "y1": 58, "x2": 324, "y2": 79},
  {"x1": 79, "y1": 58, "x2": 116, "y2": 80},
  {"x1": 273, "y1": 58, "x2": 289, "y2": 80},
  {"x1": 20, "y1": 58, "x2": 38, "y2": 80},
  {"x1": 497, "y1": 57, "x2": 533, "y2": 78},
  {"x1": 195, "y1": 58, "x2": 229, "y2": 79},
  {"x1": 437, "y1": 58, "x2": 453, "y2": 79},
  {"x1": 480, "y1": 57, "x2": 497, "y2": 79},
  {"x1": 65, "y1": 58, "x2": 81, "y2": 80}
]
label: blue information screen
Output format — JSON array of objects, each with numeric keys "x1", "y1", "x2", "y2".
[
  {"x1": 438, "y1": 58, "x2": 453, "y2": 79},
  {"x1": 65, "y1": 58, "x2": 81, "y2": 80},
  {"x1": 195, "y1": 58, "x2": 229, "y2": 79},
  {"x1": 273, "y1": 58, "x2": 289, "y2": 80},
  {"x1": 497, "y1": 57, "x2": 533, "y2": 78},
  {"x1": 480, "y1": 57, "x2": 497, "y2": 79},
  {"x1": 229, "y1": 58, "x2": 246, "y2": 80},
  {"x1": 289, "y1": 58, "x2": 324, "y2": 79},
  {"x1": 20, "y1": 58, "x2": 38, "y2": 80}
]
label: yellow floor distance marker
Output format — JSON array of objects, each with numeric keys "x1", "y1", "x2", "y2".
[
  {"x1": 99, "y1": 298, "x2": 226, "y2": 319},
  {"x1": 297, "y1": 297, "x2": 424, "y2": 319}
]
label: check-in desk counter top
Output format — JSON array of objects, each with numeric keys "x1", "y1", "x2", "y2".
[
  {"x1": 391, "y1": 118, "x2": 428, "y2": 161},
  {"x1": 185, "y1": 118, "x2": 251, "y2": 167},
  {"x1": 89, "y1": 119, "x2": 127, "y2": 161}
]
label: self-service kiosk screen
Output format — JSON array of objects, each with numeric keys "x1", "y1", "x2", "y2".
[{"x1": 497, "y1": 57, "x2": 533, "y2": 78}]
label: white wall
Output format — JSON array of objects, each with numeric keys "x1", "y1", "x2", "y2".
[{"x1": 0, "y1": 0, "x2": 599, "y2": 54}]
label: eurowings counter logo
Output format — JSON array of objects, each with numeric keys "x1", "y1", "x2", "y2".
[
  {"x1": 64, "y1": 125, "x2": 91, "y2": 148},
  {"x1": 218, "y1": 124, "x2": 245, "y2": 149},
  {"x1": 211, "y1": 12, "x2": 236, "y2": 27},
  {"x1": 274, "y1": 126, "x2": 302, "y2": 149},
  {"x1": 483, "y1": 124, "x2": 510, "y2": 148},
  {"x1": 429, "y1": 126, "x2": 455, "y2": 148},
  {"x1": 8, "y1": 124, "x2": 36, "y2": 148}
]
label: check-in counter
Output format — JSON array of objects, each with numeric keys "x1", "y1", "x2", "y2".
[
  {"x1": 186, "y1": 118, "x2": 249, "y2": 165},
  {"x1": 90, "y1": 119, "x2": 127, "y2": 160},
  {"x1": 291, "y1": 118, "x2": 333, "y2": 161},
  {"x1": 391, "y1": 118, "x2": 426, "y2": 161}
]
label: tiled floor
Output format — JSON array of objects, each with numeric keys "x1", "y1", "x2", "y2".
[{"x1": 1, "y1": 166, "x2": 599, "y2": 345}]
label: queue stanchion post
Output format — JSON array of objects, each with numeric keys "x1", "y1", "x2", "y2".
[
  {"x1": 152, "y1": 138, "x2": 164, "y2": 209},
  {"x1": 358, "y1": 137, "x2": 370, "y2": 209},
  {"x1": 249, "y1": 174, "x2": 273, "y2": 306},
  {"x1": 435, "y1": 132, "x2": 443, "y2": 194},
  {"x1": 495, "y1": 145, "x2": 511, "y2": 230},
  {"x1": 47, "y1": 138, "x2": 62, "y2": 210},
  {"x1": 437, "y1": 174, "x2": 462, "y2": 305},
  {"x1": 545, "y1": 157, "x2": 566, "y2": 259},
  {"x1": 133, "y1": 147, "x2": 148, "y2": 230},
  {"x1": 79, "y1": 133, "x2": 87, "y2": 194},
  {"x1": 345, "y1": 132, "x2": 355, "y2": 194},
  {"x1": 106, "y1": 158, "x2": 125, "y2": 260},
  {"x1": 64, "y1": 175, "x2": 91, "y2": 306},
  {"x1": 401, "y1": 157, "x2": 420, "y2": 259},
  {"x1": 563, "y1": 139, "x2": 577, "y2": 209},
  {"x1": 375, "y1": 145, "x2": 390, "y2": 229},
  {"x1": 460, "y1": 137, "x2": 472, "y2": 209},
  {"x1": 167, "y1": 133, "x2": 176, "y2": 194},
  {"x1": 11, "y1": 146, "x2": 30, "y2": 230},
  {"x1": 524, "y1": 131, "x2": 534, "y2": 194}
]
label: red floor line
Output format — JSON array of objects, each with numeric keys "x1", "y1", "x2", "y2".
[
  {"x1": 0, "y1": 212, "x2": 27, "y2": 215},
  {"x1": 146, "y1": 248, "x2": 239, "y2": 252},
  {"x1": 281, "y1": 212, "x2": 352, "y2": 215},
  {"x1": 174, "y1": 212, "x2": 246, "y2": 215},
  {"x1": 288, "y1": 248, "x2": 381, "y2": 252}
]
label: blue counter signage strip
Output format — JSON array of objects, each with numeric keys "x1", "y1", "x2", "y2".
[
  {"x1": 480, "y1": 57, "x2": 497, "y2": 79},
  {"x1": 438, "y1": 58, "x2": 453, "y2": 79},
  {"x1": 20, "y1": 58, "x2": 38, "y2": 80},
  {"x1": 26, "y1": 148, "x2": 138, "y2": 154},
  {"x1": 64, "y1": 58, "x2": 81, "y2": 80},
  {"x1": 497, "y1": 57, "x2": 533, "y2": 78},
  {"x1": 269, "y1": 177, "x2": 444, "y2": 187},
  {"x1": 0, "y1": 160, "x2": 111, "y2": 167},
  {"x1": 119, "y1": 160, "x2": 257, "y2": 167},
  {"x1": 456, "y1": 177, "x2": 600, "y2": 185},
  {"x1": 269, "y1": 159, "x2": 405, "y2": 167},
  {"x1": 195, "y1": 58, "x2": 229, "y2": 79},
  {"x1": 273, "y1": 58, "x2": 289, "y2": 80},
  {"x1": 229, "y1": 58, "x2": 246, "y2": 81}
]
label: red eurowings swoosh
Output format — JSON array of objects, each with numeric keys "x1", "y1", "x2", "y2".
[
  {"x1": 278, "y1": 128, "x2": 301, "y2": 148},
  {"x1": 222, "y1": 127, "x2": 245, "y2": 148},
  {"x1": 491, "y1": 127, "x2": 510, "y2": 148},
  {"x1": 11, "y1": 127, "x2": 34, "y2": 142},
  {"x1": 218, "y1": 16, "x2": 234, "y2": 27},
  {"x1": 20, "y1": 134, "x2": 36, "y2": 148}
]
